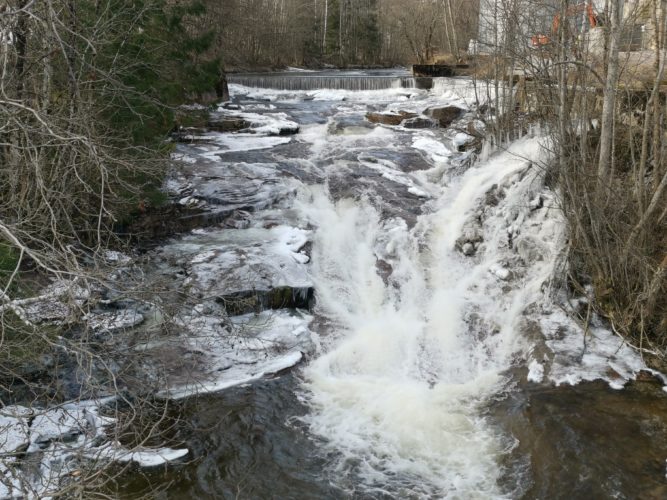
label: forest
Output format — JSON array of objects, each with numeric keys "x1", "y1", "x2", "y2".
[{"x1": 214, "y1": 0, "x2": 478, "y2": 68}]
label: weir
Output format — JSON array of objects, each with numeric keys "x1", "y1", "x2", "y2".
[{"x1": 228, "y1": 73, "x2": 417, "y2": 91}]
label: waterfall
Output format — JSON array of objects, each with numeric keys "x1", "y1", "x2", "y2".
[
  {"x1": 228, "y1": 74, "x2": 416, "y2": 91},
  {"x1": 297, "y1": 137, "x2": 559, "y2": 497}
]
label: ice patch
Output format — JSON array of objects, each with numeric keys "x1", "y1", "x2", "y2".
[
  {"x1": 527, "y1": 360, "x2": 545, "y2": 383},
  {"x1": 194, "y1": 134, "x2": 292, "y2": 157},
  {"x1": 0, "y1": 399, "x2": 187, "y2": 498},
  {"x1": 412, "y1": 136, "x2": 451, "y2": 162},
  {"x1": 220, "y1": 110, "x2": 299, "y2": 135},
  {"x1": 453, "y1": 132, "x2": 474, "y2": 148},
  {"x1": 160, "y1": 310, "x2": 313, "y2": 399},
  {"x1": 541, "y1": 308, "x2": 647, "y2": 390}
]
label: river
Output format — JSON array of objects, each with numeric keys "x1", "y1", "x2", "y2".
[{"x1": 117, "y1": 71, "x2": 667, "y2": 499}]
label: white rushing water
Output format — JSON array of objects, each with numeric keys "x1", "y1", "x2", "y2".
[{"x1": 297, "y1": 136, "x2": 560, "y2": 497}]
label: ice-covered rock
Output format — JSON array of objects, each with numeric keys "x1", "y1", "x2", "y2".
[
  {"x1": 84, "y1": 309, "x2": 145, "y2": 333},
  {"x1": 455, "y1": 219, "x2": 484, "y2": 256},
  {"x1": 212, "y1": 110, "x2": 299, "y2": 136},
  {"x1": 157, "y1": 225, "x2": 312, "y2": 314},
  {"x1": 424, "y1": 105, "x2": 465, "y2": 127},
  {"x1": 0, "y1": 399, "x2": 187, "y2": 498},
  {"x1": 159, "y1": 310, "x2": 313, "y2": 399}
]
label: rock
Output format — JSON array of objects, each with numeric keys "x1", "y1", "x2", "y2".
[
  {"x1": 516, "y1": 235, "x2": 545, "y2": 263},
  {"x1": 461, "y1": 242, "x2": 475, "y2": 256},
  {"x1": 466, "y1": 119, "x2": 486, "y2": 138},
  {"x1": 424, "y1": 106, "x2": 465, "y2": 128},
  {"x1": 455, "y1": 220, "x2": 483, "y2": 256},
  {"x1": 366, "y1": 111, "x2": 417, "y2": 126},
  {"x1": 207, "y1": 117, "x2": 249, "y2": 132},
  {"x1": 402, "y1": 117, "x2": 436, "y2": 129},
  {"x1": 85, "y1": 310, "x2": 145, "y2": 333},
  {"x1": 219, "y1": 286, "x2": 315, "y2": 315},
  {"x1": 484, "y1": 184, "x2": 505, "y2": 207},
  {"x1": 328, "y1": 115, "x2": 374, "y2": 135},
  {"x1": 489, "y1": 263, "x2": 511, "y2": 280}
]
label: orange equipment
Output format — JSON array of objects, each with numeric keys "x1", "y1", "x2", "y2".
[{"x1": 531, "y1": 1, "x2": 599, "y2": 47}]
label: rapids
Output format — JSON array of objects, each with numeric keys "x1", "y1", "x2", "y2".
[{"x1": 115, "y1": 72, "x2": 666, "y2": 499}]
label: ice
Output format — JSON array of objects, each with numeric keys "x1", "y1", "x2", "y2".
[
  {"x1": 412, "y1": 135, "x2": 452, "y2": 162},
  {"x1": 541, "y1": 308, "x2": 647, "y2": 389},
  {"x1": 358, "y1": 157, "x2": 434, "y2": 198},
  {"x1": 0, "y1": 398, "x2": 185, "y2": 497},
  {"x1": 0, "y1": 406, "x2": 31, "y2": 453},
  {"x1": 527, "y1": 359, "x2": 545, "y2": 383},
  {"x1": 171, "y1": 152, "x2": 198, "y2": 164},
  {"x1": 236, "y1": 111, "x2": 299, "y2": 135},
  {"x1": 160, "y1": 310, "x2": 313, "y2": 399},
  {"x1": 489, "y1": 263, "x2": 510, "y2": 280},
  {"x1": 88, "y1": 445, "x2": 189, "y2": 467},
  {"x1": 84, "y1": 309, "x2": 145, "y2": 332},
  {"x1": 103, "y1": 250, "x2": 132, "y2": 265},
  {"x1": 194, "y1": 134, "x2": 292, "y2": 157},
  {"x1": 158, "y1": 225, "x2": 312, "y2": 297},
  {"x1": 453, "y1": 132, "x2": 474, "y2": 148}
]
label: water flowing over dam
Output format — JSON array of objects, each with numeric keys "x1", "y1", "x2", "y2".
[{"x1": 228, "y1": 69, "x2": 417, "y2": 91}]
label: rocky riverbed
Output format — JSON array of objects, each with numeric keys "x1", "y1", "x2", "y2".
[{"x1": 3, "y1": 72, "x2": 667, "y2": 499}]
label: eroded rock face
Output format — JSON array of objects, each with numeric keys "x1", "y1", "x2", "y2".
[
  {"x1": 366, "y1": 111, "x2": 417, "y2": 126},
  {"x1": 424, "y1": 106, "x2": 465, "y2": 128}
]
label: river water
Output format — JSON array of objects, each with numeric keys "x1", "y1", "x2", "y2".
[{"x1": 119, "y1": 72, "x2": 667, "y2": 499}]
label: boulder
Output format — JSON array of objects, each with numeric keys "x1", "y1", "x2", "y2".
[
  {"x1": 402, "y1": 116, "x2": 436, "y2": 129},
  {"x1": 424, "y1": 106, "x2": 465, "y2": 128},
  {"x1": 366, "y1": 111, "x2": 417, "y2": 126},
  {"x1": 207, "y1": 117, "x2": 249, "y2": 132},
  {"x1": 455, "y1": 219, "x2": 483, "y2": 256}
]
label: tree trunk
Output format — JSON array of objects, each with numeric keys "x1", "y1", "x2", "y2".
[
  {"x1": 597, "y1": 0, "x2": 624, "y2": 191},
  {"x1": 216, "y1": 71, "x2": 230, "y2": 102}
]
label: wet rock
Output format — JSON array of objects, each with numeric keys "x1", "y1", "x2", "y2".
[
  {"x1": 516, "y1": 235, "x2": 545, "y2": 263},
  {"x1": 366, "y1": 111, "x2": 417, "y2": 126},
  {"x1": 219, "y1": 286, "x2": 315, "y2": 315},
  {"x1": 466, "y1": 119, "x2": 487, "y2": 138},
  {"x1": 424, "y1": 106, "x2": 465, "y2": 128},
  {"x1": 220, "y1": 102, "x2": 240, "y2": 110},
  {"x1": 158, "y1": 226, "x2": 312, "y2": 315},
  {"x1": 207, "y1": 117, "x2": 249, "y2": 132},
  {"x1": 375, "y1": 259, "x2": 394, "y2": 283},
  {"x1": 402, "y1": 117, "x2": 436, "y2": 129},
  {"x1": 455, "y1": 220, "x2": 483, "y2": 256},
  {"x1": 484, "y1": 184, "x2": 504, "y2": 207},
  {"x1": 461, "y1": 242, "x2": 475, "y2": 256}
]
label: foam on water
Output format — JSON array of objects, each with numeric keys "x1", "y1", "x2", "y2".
[{"x1": 296, "y1": 137, "x2": 559, "y2": 497}]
